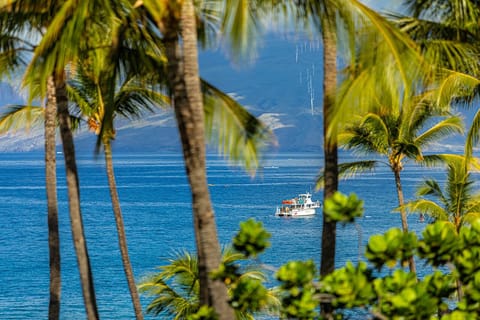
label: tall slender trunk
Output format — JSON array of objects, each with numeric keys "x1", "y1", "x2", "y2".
[
  {"x1": 104, "y1": 141, "x2": 143, "y2": 320},
  {"x1": 393, "y1": 167, "x2": 416, "y2": 274},
  {"x1": 46, "y1": 75, "x2": 61, "y2": 320},
  {"x1": 320, "y1": 6, "x2": 338, "y2": 319},
  {"x1": 162, "y1": 1, "x2": 234, "y2": 318},
  {"x1": 320, "y1": 5, "x2": 338, "y2": 278},
  {"x1": 55, "y1": 73, "x2": 99, "y2": 320}
]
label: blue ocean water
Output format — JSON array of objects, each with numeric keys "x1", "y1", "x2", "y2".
[{"x1": 0, "y1": 152, "x2": 440, "y2": 319}]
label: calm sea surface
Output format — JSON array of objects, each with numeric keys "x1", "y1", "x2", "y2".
[{"x1": 0, "y1": 152, "x2": 444, "y2": 319}]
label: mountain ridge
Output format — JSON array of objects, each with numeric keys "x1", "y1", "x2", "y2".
[{"x1": 0, "y1": 33, "x2": 466, "y2": 154}]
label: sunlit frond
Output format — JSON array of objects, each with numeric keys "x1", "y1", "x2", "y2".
[
  {"x1": 465, "y1": 109, "x2": 480, "y2": 160},
  {"x1": 433, "y1": 70, "x2": 480, "y2": 109},
  {"x1": 113, "y1": 84, "x2": 170, "y2": 120},
  {"x1": 202, "y1": 80, "x2": 274, "y2": 175},
  {"x1": 416, "y1": 178, "x2": 445, "y2": 199},
  {"x1": 332, "y1": 0, "x2": 428, "y2": 134},
  {"x1": 395, "y1": 15, "x2": 480, "y2": 75},
  {"x1": 340, "y1": 113, "x2": 390, "y2": 156},
  {"x1": 221, "y1": 0, "x2": 261, "y2": 62},
  {"x1": 462, "y1": 212, "x2": 480, "y2": 227},
  {"x1": 24, "y1": 0, "x2": 115, "y2": 96},
  {"x1": 402, "y1": 199, "x2": 449, "y2": 221},
  {"x1": 138, "y1": 245, "x2": 278, "y2": 319},
  {"x1": 316, "y1": 160, "x2": 380, "y2": 190},
  {"x1": 0, "y1": 104, "x2": 43, "y2": 133},
  {"x1": 414, "y1": 114, "x2": 464, "y2": 147}
]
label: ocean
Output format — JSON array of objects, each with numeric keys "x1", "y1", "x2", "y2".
[{"x1": 0, "y1": 151, "x2": 437, "y2": 319}]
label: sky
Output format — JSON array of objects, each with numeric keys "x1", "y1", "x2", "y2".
[{"x1": 361, "y1": 0, "x2": 403, "y2": 12}]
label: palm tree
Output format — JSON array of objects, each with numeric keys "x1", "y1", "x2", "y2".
[
  {"x1": 396, "y1": 0, "x2": 480, "y2": 163},
  {"x1": 403, "y1": 155, "x2": 480, "y2": 232},
  {"x1": 318, "y1": 1, "x2": 339, "y2": 284},
  {"x1": 69, "y1": 61, "x2": 166, "y2": 320},
  {"x1": 403, "y1": 152, "x2": 480, "y2": 300},
  {"x1": 139, "y1": 1, "x2": 236, "y2": 317},
  {"x1": 9, "y1": 1, "x2": 121, "y2": 318},
  {"x1": 0, "y1": 4, "x2": 64, "y2": 319},
  {"x1": 1, "y1": 4, "x2": 272, "y2": 315},
  {"x1": 323, "y1": 94, "x2": 464, "y2": 272},
  {"x1": 138, "y1": 246, "x2": 280, "y2": 319},
  {"x1": 397, "y1": 0, "x2": 480, "y2": 77},
  {"x1": 45, "y1": 75, "x2": 61, "y2": 320},
  {"x1": 278, "y1": 0, "x2": 429, "y2": 286}
]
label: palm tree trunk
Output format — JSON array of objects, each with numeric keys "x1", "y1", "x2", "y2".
[
  {"x1": 55, "y1": 73, "x2": 99, "y2": 320},
  {"x1": 393, "y1": 168, "x2": 416, "y2": 274},
  {"x1": 162, "y1": 1, "x2": 235, "y2": 318},
  {"x1": 104, "y1": 141, "x2": 143, "y2": 320},
  {"x1": 46, "y1": 75, "x2": 61, "y2": 320},
  {"x1": 320, "y1": 3, "x2": 338, "y2": 279},
  {"x1": 320, "y1": 5, "x2": 338, "y2": 319}
]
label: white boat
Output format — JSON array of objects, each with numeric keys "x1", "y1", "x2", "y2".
[{"x1": 275, "y1": 192, "x2": 321, "y2": 217}]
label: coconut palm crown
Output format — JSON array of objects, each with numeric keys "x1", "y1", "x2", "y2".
[
  {"x1": 403, "y1": 155, "x2": 480, "y2": 232},
  {"x1": 138, "y1": 246, "x2": 280, "y2": 320},
  {"x1": 318, "y1": 94, "x2": 464, "y2": 236}
]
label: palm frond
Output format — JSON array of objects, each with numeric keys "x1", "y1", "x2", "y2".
[
  {"x1": 465, "y1": 109, "x2": 480, "y2": 160},
  {"x1": 113, "y1": 84, "x2": 170, "y2": 120},
  {"x1": 347, "y1": 0, "x2": 426, "y2": 94},
  {"x1": 416, "y1": 179, "x2": 445, "y2": 200},
  {"x1": 395, "y1": 142, "x2": 422, "y2": 161},
  {"x1": 402, "y1": 199, "x2": 449, "y2": 221},
  {"x1": 433, "y1": 70, "x2": 480, "y2": 110},
  {"x1": 0, "y1": 104, "x2": 43, "y2": 133},
  {"x1": 330, "y1": 0, "x2": 430, "y2": 134},
  {"x1": 222, "y1": 0, "x2": 261, "y2": 63},
  {"x1": 414, "y1": 114, "x2": 464, "y2": 147},
  {"x1": 316, "y1": 160, "x2": 379, "y2": 190},
  {"x1": 461, "y1": 212, "x2": 480, "y2": 227},
  {"x1": 202, "y1": 80, "x2": 274, "y2": 175},
  {"x1": 422, "y1": 153, "x2": 459, "y2": 166},
  {"x1": 397, "y1": 15, "x2": 480, "y2": 74},
  {"x1": 339, "y1": 113, "x2": 390, "y2": 155}
]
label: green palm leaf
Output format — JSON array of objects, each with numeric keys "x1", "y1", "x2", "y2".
[
  {"x1": 462, "y1": 212, "x2": 480, "y2": 227},
  {"x1": 416, "y1": 179, "x2": 446, "y2": 200},
  {"x1": 316, "y1": 160, "x2": 379, "y2": 190},
  {"x1": 433, "y1": 70, "x2": 480, "y2": 109},
  {"x1": 202, "y1": 80, "x2": 274, "y2": 173},
  {"x1": 414, "y1": 114, "x2": 464, "y2": 147},
  {"x1": 402, "y1": 199, "x2": 449, "y2": 221},
  {"x1": 465, "y1": 108, "x2": 480, "y2": 160},
  {"x1": 340, "y1": 113, "x2": 390, "y2": 155},
  {"x1": 138, "y1": 246, "x2": 278, "y2": 319},
  {"x1": 0, "y1": 104, "x2": 43, "y2": 133}
]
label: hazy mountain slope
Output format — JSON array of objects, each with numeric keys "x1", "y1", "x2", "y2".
[
  {"x1": 0, "y1": 33, "x2": 465, "y2": 153},
  {"x1": 0, "y1": 33, "x2": 324, "y2": 153}
]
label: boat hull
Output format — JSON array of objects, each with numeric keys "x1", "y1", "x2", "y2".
[
  {"x1": 275, "y1": 208, "x2": 317, "y2": 217},
  {"x1": 275, "y1": 192, "x2": 321, "y2": 217}
]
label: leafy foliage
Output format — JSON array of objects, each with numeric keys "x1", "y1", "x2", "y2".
[
  {"x1": 203, "y1": 193, "x2": 480, "y2": 320},
  {"x1": 365, "y1": 228, "x2": 417, "y2": 270},
  {"x1": 232, "y1": 218, "x2": 271, "y2": 258},
  {"x1": 323, "y1": 191, "x2": 364, "y2": 224},
  {"x1": 187, "y1": 306, "x2": 218, "y2": 320},
  {"x1": 141, "y1": 220, "x2": 279, "y2": 320},
  {"x1": 276, "y1": 260, "x2": 318, "y2": 320},
  {"x1": 404, "y1": 154, "x2": 480, "y2": 231}
]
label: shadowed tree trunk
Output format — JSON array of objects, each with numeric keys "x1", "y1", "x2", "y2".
[
  {"x1": 55, "y1": 72, "x2": 99, "y2": 320},
  {"x1": 162, "y1": 1, "x2": 235, "y2": 318},
  {"x1": 320, "y1": 3, "x2": 338, "y2": 318},
  {"x1": 392, "y1": 162, "x2": 416, "y2": 274},
  {"x1": 46, "y1": 75, "x2": 61, "y2": 320},
  {"x1": 320, "y1": 0, "x2": 338, "y2": 281},
  {"x1": 104, "y1": 140, "x2": 144, "y2": 320}
]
